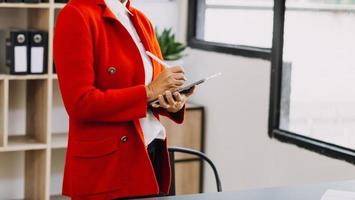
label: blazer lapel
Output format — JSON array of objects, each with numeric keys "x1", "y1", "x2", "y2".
[
  {"x1": 98, "y1": 0, "x2": 151, "y2": 52},
  {"x1": 97, "y1": 2, "x2": 118, "y2": 23},
  {"x1": 98, "y1": 0, "x2": 160, "y2": 80},
  {"x1": 98, "y1": 0, "x2": 134, "y2": 22},
  {"x1": 129, "y1": 10, "x2": 153, "y2": 53},
  {"x1": 128, "y1": 9, "x2": 162, "y2": 80}
]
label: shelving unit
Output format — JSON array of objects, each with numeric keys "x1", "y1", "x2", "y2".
[
  {"x1": 0, "y1": 3, "x2": 50, "y2": 8},
  {"x1": 0, "y1": 1, "x2": 205, "y2": 199},
  {"x1": 0, "y1": 1, "x2": 64, "y2": 199}
]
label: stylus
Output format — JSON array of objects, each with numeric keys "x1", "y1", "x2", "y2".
[{"x1": 145, "y1": 51, "x2": 171, "y2": 69}]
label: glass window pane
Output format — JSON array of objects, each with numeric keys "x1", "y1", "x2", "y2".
[
  {"x1": 206, "y1": 0, "x2": 273, "y2": 6},
  {"x1": 196, "y1": 0, "x2": 274, "y2": 48},
  {"x1": 286, "y1": 0, "x2": 355, "y2": 5},
  {"x1": 279, "y1": 1, "x2": 355, "y2": 150}
]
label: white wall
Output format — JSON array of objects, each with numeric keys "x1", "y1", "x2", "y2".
[
  {"x1": 137, "y1": 0, "x2": 355, "y2": 193},
  {"x1": 132, "y1": 0, "x2": 180, "y2": 34},
  {"x1": 184, "y1": 49, "x2": 355, "y2": 192}
]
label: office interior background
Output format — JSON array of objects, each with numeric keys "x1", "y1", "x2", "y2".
[{"x1": 0, "y1": 0, "x2": 355, "y2": 199}]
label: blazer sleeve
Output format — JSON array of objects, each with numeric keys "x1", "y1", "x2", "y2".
[
  {"x1": 53, "y1": 5, "x2": 147, "y2": 122},
  {"x1": 151, "y1": 106, "x2": 186, "y2": 124}
]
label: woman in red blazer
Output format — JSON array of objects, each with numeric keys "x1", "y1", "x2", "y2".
[{"x1": 53, "y1": 0, "x2": 193, "y2": 199}]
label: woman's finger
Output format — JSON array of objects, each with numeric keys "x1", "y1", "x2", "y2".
[
  {"x1": 173, "y1": 80, "x2": 185, "y2": 87},
  {"x1": 173, "y1": 73, "x2": 187, "y2": 81},
  {"x1": 165, "y1": 91, "x2": 176, "y2": 106},
  {"x1": 181, "y1": 94, "x2": 187, "y2": 104},
  {"x1": 169, "y1": 66, "x2": 185, "y2": 74},
  {"x1": 151, "y1": 101, "x2": 160, "y2": 108},
  {"x1": 173, "y1": 92, "x2": 182, "y2": 102},
  {"x1": 158, "y1": 95, "x2": 170, "y2": 109}
]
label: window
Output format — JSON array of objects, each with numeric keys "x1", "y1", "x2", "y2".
[
  {"x1": 187, "y1": 0, "x2": 274, "y2": 59},
  {"x1": 270, "y1": 0, "x2": 355, "y2": 163}
]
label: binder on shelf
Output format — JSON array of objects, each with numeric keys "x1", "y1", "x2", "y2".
[
  {"x1": 0, "y1": 29, "x2": 29, "y2": 74},
  {"x1": 55, "y1": 0, "x2": 68, "y2": 3},
  {"x1": 28, "y1": 30, "x2": 48, "y2": 74},
  {"x1": 4, "y1": 0, "x2": 23, "y2": 2},
  {"x1": 24, "y1": 0, "x2": 41, "y2": 3}
]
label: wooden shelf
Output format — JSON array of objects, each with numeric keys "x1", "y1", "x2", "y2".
[
  {"x1": 0, "y1": 3, "x2": 50, "y2": 9},
  {"x1": 53, "y1": 3, "x2": 65, "y2": 9},
  {"x1": 50, "y1": 195, "x2": 70, "y2": 200},
  {"x1": 51, "y1": 133, "x2": 68, "y2": 149},
  {"x1": 0, "y1": 2, "x2": 59, "y2": 199},
  {"x1": 186, "y1": 102, "x2": 204, "y2": 110},
  {"x1": 0, "y1": 135, "x2": 47, "y2": 152},
  {"x1": 52, "y1": 74, "x2": 58, "y2": 79},
  {"x1": 6, "y1": 74, "x2": 49, "y2": 80},
  {"x1": 0, "y1": 74, "x2": 49, "y2": 80}
]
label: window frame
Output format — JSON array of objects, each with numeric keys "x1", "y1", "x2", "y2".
[
  {"x1": 268, "y1": 0, "x2": 355, "y2": 164},
  {"x1": 187, "y1": 0, "x2": 272, "y2": 60}
]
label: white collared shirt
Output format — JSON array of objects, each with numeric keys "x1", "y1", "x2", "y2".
[{"x1": 104, "y1": 0, "x2": 166, "y2": 146}]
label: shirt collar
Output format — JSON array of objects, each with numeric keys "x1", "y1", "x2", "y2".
[
  {"x1": 110, "y1": 0, "x2": 133, "y2": 16},
  {"x1": 98, "y1": 0, "x2": 133, "y2": 15},
  {"x1": 121, "y1": 0, "x2": 133, "y2": 16}
]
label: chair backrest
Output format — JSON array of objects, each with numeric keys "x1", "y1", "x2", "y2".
[{"x1": 168, "y1": 147, "x2": 222, "y2": 196}]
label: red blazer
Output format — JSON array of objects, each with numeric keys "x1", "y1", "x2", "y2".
[{"x1": 53, "y1": 0, "x2": 185, "y2": 199}]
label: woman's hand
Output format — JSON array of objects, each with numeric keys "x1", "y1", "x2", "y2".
[
  {"x1": 146, "y1": 66, "x2": 186, "y2": 102},
  {"x1": 152, "y1": 86, "x2": 195, "y2": 113}
]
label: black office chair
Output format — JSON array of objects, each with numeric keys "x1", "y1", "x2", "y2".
[{"x1": 168, "y1": 147, "x2": 222, "y2": 195}]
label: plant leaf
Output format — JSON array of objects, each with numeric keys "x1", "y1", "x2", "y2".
[
  {"x1": 155, "y1": 27, "x2": 186, "y2": 60},
  {"x1": 165, "y1": 53, "x2": 183, "y2": 61}
]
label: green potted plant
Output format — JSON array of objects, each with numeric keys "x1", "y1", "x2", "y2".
[{"x1": 156, "y1": 28, "x2": 186, "y2": 67}]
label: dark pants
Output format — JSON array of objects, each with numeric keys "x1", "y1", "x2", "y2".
[
  {"x1": 147, "y1": 139, "x2": 165, "y2": 194},
  {"x1": 115, "y1": 139, "x2": 166, "y2": 200}
]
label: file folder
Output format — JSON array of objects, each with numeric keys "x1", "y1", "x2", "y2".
[
  {"x1": 29, "y1": 30, "x2": 48, "y2": 74},
  {"x1": 5, "y1": 0, "x2": 23, "y2": 2},
  {"x1": 0, "y1": 30, "x2": 29, "y2": 74},
  {"x1": 24, "y1": 0, "x2": 41, "y2": 3}
]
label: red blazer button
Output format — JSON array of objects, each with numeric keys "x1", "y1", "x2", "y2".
[
  {"x1": 107, "y1": 66, "x2": 117, "y2": 75},
  {"x1": 121, "y1": 136, "x2": 128, "y2": 143}
]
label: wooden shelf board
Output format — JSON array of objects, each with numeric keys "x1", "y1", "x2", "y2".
[
  {"x1": 51, "y1": 133, "x2": 68, "y2": 149},
  {"x1": 6, "y1": 74, "x2": 49, "y2": 80},
  {"x1": 53, "y1": 3, "x2": 65, "y2": 9},
  {"x1": 0, "y1": 3, "x2": 50, "y2": 8},
  {"x1": 52, "y1": 74, "x2": 58, "y2": 80},
  {"x1": 50, "y1": 195, "x2": 70, "y2": 200},
  {"x1": 0, "y1": 135, "x2": 47, "y2": 152},
  {"x1": 186, "y1": 102, "x2": 204, "y2": 110},
  {"x1": 0, "y1": 74, "x2": 49, "y2": 80}
]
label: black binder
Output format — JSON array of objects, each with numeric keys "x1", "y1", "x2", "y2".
[
  {"x1": 24, "y1": 0, "x2": 41, "y2": 3},
  {"x1": 0, "y1": 30, "x2": 29, "y2": 74},
  {"x1": 28, "y1": 30, "x2": 48, "y2": 74},
  {"x1": 5, "y1": 0, "x2": 23, "y2": 2}
]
